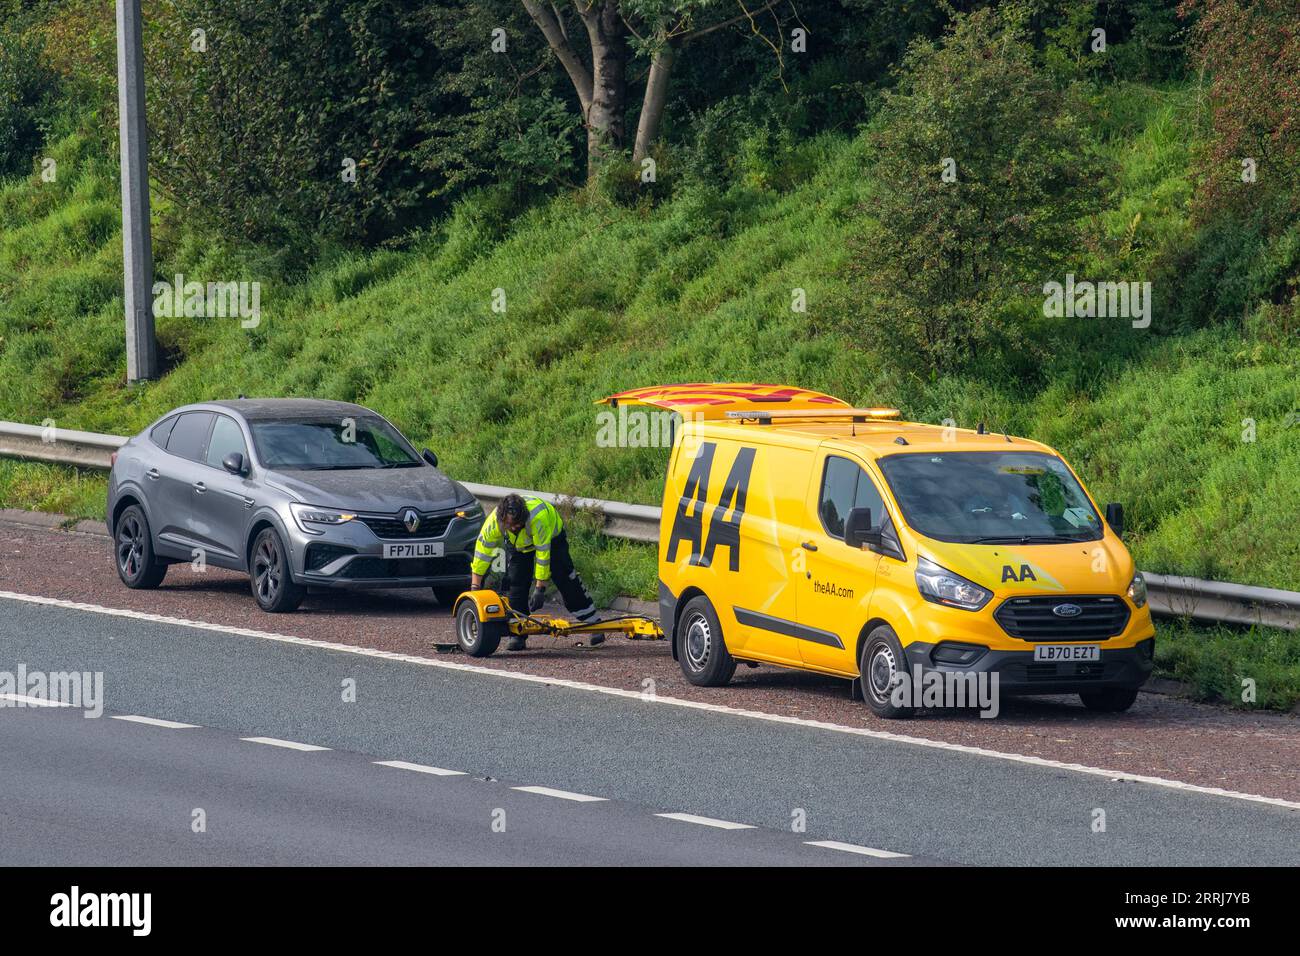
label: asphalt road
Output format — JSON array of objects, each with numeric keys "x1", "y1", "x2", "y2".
[{"x1": 1, "y1": 596, "x2": 1296, "y2": 865}]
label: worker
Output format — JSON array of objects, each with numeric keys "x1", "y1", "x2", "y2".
[{"x1": 470, "y1": 493, "x2": 598, "y2": 650}]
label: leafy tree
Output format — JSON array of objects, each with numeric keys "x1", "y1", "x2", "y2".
[
  {"x1": 847, "y1": 6, "x2": 1099, "y2": 378},
  {"x1": 0, "y1": 18, "x2": 57, "y2": 176}
]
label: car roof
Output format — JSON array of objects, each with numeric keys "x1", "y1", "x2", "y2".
[{"x1": 174, "y1": 398, "x2": 378, "y2": 422}]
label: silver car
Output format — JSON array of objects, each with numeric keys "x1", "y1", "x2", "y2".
[{"x1": 106, "y1": 399, "x2": 482, "y2": 612}]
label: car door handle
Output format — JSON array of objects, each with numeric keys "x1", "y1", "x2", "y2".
[
  {"x1": 193, "y1": 481, "x2": 206, "y2": 494},
  {"x1": 146, "y1": 468, "x2": 159, "y2": 480},
  {"x1": 801, "y1": 541, "x2": 818, "y2": 551}
]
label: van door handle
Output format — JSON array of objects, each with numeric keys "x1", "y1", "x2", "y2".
[
  {"x1": 802, "y1": 541, "x2": 818, "y2": 551},
  {"x1": 146, "y1": 468, "x2": 160, "y2": 480},
  {"x1": 193, "y1": 481, "x2": 206, "y2": 494}
]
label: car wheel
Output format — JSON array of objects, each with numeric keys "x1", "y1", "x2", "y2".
[
  {"x1": 859, "y1": 625, "x2": 914, "y2": 719},
  {"x1": 432, "y1": 584, "x2": 465, "y2": 607},
  {"x1": 114, "y1": 504, "x2": 167, "y2": 589},
  {"x1": 1080, "y1": 687, "x2": 1139, "y2": 712},
  {"x1": 455, "y1": 599, "x2": 504, "y2": 657},
  {"x1": 676, "y1": 596, "x2": 736, "y2": 687},
  {"x1": 250, "y1": 527, "x2": 305, "y2": 613}
]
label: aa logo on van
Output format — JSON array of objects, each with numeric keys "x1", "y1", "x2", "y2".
[
  {"x1": 1001, "y1": 564, "x2": 1036, "y2": 583},
  {"x1": 666, "y1": 442, "x2": 755, "y2": 572},
  {"x1": 993, "y1": 555, "x2": 1064, "y2": 590}
]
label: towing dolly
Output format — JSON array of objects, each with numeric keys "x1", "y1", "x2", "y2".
[{"x1": 442, "y1": 589, "x2": 665, "y2": 657}]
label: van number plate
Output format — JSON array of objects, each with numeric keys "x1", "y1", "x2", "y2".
[
  {"x1": 383, "y1": 541, "x2": 444, "y2": 559},
  {"x1": 1033, "y1": 644, "x2": 1100, "y2": 662}
]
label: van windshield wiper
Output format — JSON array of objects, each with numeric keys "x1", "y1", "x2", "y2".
[{"x1": 969, "y1": 534, "x2": 1090, "y2": 544}]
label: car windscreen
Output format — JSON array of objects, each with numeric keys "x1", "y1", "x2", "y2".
[
  {"x1": 249, "y1": 417, "x2": 421, "y2": 470},
  {"x1": 875, "y1": 451, "x2": 1102, "y2": 544}
]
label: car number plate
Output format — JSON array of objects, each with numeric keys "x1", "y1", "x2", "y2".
[
  {"x1": 1033, "y1": 644, "x2": 1100, "y2": 662},
  {"x1": 382, "y1": 541, "x2": 443, "y2": 559}
]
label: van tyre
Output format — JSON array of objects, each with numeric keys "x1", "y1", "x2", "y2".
[
  {"x1": 455, "y1": 600, "x2": 504, "y2": 657},
  {"x1": 1079, "y1": 687, "x2": 1139, "y2": 712},
  {"x1": 860, "y1": 625, "x2": 914, "y2": 719},
  {"x1": 250, "y1": 527, "x2": 305, "y2": 613},
  {"x1": 114, "y1": 504, "x2": 168, "y2": 589},
  {"x1": 677, "y1": 596, "x2": 736, "y2": 687}
]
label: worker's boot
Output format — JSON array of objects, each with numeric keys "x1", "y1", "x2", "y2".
[{"x1": 506, "y1": 636, "x2": 527, "y2": 651}]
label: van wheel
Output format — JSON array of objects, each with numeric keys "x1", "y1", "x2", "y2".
[
  {"x1": 676, "y1": 596, "x2": 736, "y2": 687},
  {"x1": 455, "y1": 600, "x2": 504, "y2": 657},
  {"x1": 250, "y1": 527, "x2": 305, "y2": 613},
  {"x1": 859, "y1": 626, "x2": 914, "y2": 719},
  {"x1": 114, "y1": 504, "x2": 168, "y2": 589},
  {"x1": 1080, "y1": 687, "x2": 1139, "y2": 712}
]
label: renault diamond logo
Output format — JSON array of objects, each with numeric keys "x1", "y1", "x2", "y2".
[
  {"x1": 403, "y1": 509, "x2": 420, "y2": 533},
  {"x1": 1053, "y1": 603, "x2": 1083, "y2": 618}
]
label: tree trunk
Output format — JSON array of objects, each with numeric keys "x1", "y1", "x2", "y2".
[
  {"x1": 632, "y1": 39, "x2": 676, "y2": 164},
  {"x1": 579, "y1": 1, "x2": 628, "y2": 177}
]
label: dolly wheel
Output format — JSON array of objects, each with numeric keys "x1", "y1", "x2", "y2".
[{"x1": 455, "y1": 600, "x2": 503, "y2": 657}]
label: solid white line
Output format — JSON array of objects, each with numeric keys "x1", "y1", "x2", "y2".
[
  {"x1": 513, "y1": 785, "x2": 608, "y2": 802},
  {"x1": 240, "y1": 736, "x2": 330, "y2": 752},
  {"x1": 3, "y1": 588, "x2": 1298, "y2": 813},
  {"x1": 806, "y1": 839, "x2": 910, "y2": 859},
  {"x1": 111, "y1": 715, "x2": 198, "y2": 729},
  {"x1": 0, "y1": 692, "x2": 73, "y2": 707},
  {"x1": 657, "y1": 812, "x2": 755, "y2": 830},
  {"x1": 374, "y1": 760, "x2": 466, "y2": 777}
]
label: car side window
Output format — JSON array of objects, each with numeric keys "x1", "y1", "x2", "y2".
[
  {"x1": 166, "y1": 411, "x2": 215, "y2": 463},
  {"x1": 206, "y1": 415, "x2": 248, "y2": 470},
  {"x1": 150, "y1": 416, "x2": 177, "y2": 448},
  {"x1": 819, "y1": 455, "x2": 888, "y2": 541}
]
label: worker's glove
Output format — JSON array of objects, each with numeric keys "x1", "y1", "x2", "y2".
[{"x1": 528, "y1": 586, "x2": 546, "y2": 613}]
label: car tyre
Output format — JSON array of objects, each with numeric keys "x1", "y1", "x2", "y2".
[
  {"x1": 859, "y1": 625, "x2": 914, "y2": 719},
  {"x1": 114, "y1": 504, "x2": 167, "y2": 589},
  {"x1": 676, "y1": 595, "x2": 736, "y2": 687},
  {"x1": 1079, "y1": 687, "x2": 1139, "y2": 712},
  {"x1": 250, "y1": 527, "x2": 305, "y2": 613},
  {"x1": 455, "y1": 599, "x2": 504, "y2": 657}
]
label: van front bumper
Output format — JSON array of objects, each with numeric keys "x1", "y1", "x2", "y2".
[{"x1": 903, "y1": 638, "x2": 1155, "y2": 695}]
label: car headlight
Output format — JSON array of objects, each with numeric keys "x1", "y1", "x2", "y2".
[
  {"x1": 290, "y1": 503, "x2": 357, "y2": 534},
  {"x1": 1128, "y1": 571, "x2": 1147, "y2": 608},
  {"x1": 915, "y1": 556, "x2": 992, "y2": 611},
  {"x1": 455, "y1": 501, "x2": 484, "y2": 522}
]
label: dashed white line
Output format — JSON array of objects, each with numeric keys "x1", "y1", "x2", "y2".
[
  {"x1": 513, "y1": 785, "x2": 608, "y2": 802},
  {"x1": 805, "y1": 839, "x2": 910, "y2": 859},
  {"x1": 657, "y1": 812, "x2": 755, "y2": 830},
  {"x1": 240, "y1": 736, "x2": 330, "y2": 752},
  {"x1": 4, "y1": 588, "x2": 1299, "y2": 813},
  {"x1": 374, "y1": 760, "x2": 466, "y2": 777},
  {"x1": 111, "y1": 715, "x2": 198, "y2": 729},
  {"x1": 0, "y1": 693, "x2": 74, "y2": 707}
]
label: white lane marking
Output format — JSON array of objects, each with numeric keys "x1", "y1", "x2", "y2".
[
  {"x1": 513, "y1": 785, "x2": 607, "y2": 802},
  {"x1": 0, "y1": 692, "x2": 73, "y2": 707},
  {"x1": 806, "y1": 839, "x2": 910, "y2": 859},
  {"x1": 240, "y1": 736, "x2": 330, "y2": 752},
  {"x1": 3, "y1": 589, "x2": 1299, "y2": 813},
  {"x1": 111, "y1": 715, "x2": 198, "y2": 729},
  {"x1": 374, "y1": 760, "x2": 466, "y2": 777},
  {"x1": 657, "y1": 812, "x2": 755, "y2": 830}
]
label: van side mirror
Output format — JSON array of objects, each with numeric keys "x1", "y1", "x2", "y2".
[
  {"x1": 844, "y1": 507, "x2": 882, "y2": 549},
  {"x1": 1105, "y1": 502, "x2": 1124, "y2": 538},
  {"x1": 222, "y1": 452, "x2": 247, "y2": 476},
  {"x1": 422, "y1": 449, "x2": 439, "y2": 468}
]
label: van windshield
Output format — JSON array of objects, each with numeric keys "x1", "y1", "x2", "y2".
[{"x1": 875, "y1": 451, "x2": 1102, "y2": 544}]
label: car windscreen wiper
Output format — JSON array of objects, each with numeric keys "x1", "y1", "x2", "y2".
[{"x1": 969, "y1": 534, "x2": 1093, "y2": 544}]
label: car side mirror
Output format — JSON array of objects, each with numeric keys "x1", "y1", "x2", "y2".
[
  {"x1": 844, "y1": 507, "x2": 883, "y2": 549},
  {"x1": 222, "y1": 452, "x2": 247, "y2": 476},
  {"x1": 422, "y1": 449, "x2": 438, "y2": 468},
  {"x1": 1105, "y1": 502, "x2": 1124, "y2": 538}
]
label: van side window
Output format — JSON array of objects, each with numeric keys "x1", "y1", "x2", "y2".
[{"x1": 819, "y1": 455, "x2": 886, "y2": 540}]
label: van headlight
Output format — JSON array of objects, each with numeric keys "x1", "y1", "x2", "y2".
[
  {"x1": 1128, "y1": 572, "x2": 1147, "y2": 608},
  {"x1": 290, "y1": 503, "x2": 357, "y2": 533},
  {"x1": 915, "y1": 556, "x2": 992, "y2": 611}
]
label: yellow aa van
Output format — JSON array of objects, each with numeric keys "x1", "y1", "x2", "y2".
[{"x1": 599, "y1": 384, "x2": 1155, "y2": 717}]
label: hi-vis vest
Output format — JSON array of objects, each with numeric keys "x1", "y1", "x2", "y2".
[{"x1": 471, "y1": 497, "x2": 564, "y2": 581}]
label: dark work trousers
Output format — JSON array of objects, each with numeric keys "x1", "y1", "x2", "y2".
[{"x1": 502, "y1": 530, "x2": 596, "y2": 621}]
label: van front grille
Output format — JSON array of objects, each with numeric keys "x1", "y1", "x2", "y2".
[{"x1": 994, "y1": 595, "x2": 1130, "y2": 641}]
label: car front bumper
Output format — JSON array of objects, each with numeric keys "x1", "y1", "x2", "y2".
[{"x1": 285, "y1": 511, "x2": 479, "y2": 591}]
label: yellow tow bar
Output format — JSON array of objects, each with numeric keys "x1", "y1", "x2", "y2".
[{"x1": 442, "y1": 589, "x2": 664, "y2": 657}]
